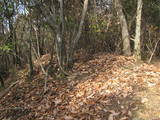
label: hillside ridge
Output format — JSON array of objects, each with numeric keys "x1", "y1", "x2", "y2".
[{"x1": 0, "y1": 53, "x2": 160, "y2": 120}]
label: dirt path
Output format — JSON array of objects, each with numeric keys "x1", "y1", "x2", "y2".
[{"x1": 133, "y1": 85, "x2": 160, "y2": 120}]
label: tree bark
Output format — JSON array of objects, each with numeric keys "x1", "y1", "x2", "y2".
[
  {"x1": 134, "y1": 0, "x2": 143, "y2": 61},
  {"x1": 114, "y1": 0, "x2": 131, "y2": 56}
]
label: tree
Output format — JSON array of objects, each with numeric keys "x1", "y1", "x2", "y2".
[
  {"x1": 114, "y1": 0, "x2": 131, "y2": 56},
  {"x1": 67, "y1": 0, "x2": 89, "y2": 68},
  {"x1": 29, "y1": 0, "x2": 89, "y2": 72},
  {"x1": 134, "y1": 0, "x2": 143, "y2": 60}
]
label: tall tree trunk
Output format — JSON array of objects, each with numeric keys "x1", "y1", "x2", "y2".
[
  {"x1": 114, "y1": 0, "x2": 131, "y2": 56},
  {"x1": 89, "y1": 0, "x2": 97, "y2": 16},
  {"x1": 13, "y1": 28, "x2": 20, "y2": 66},
  {"x1": 55, "y1": 0, "x2": 67, "y2": 71},
  {"x1": 67, "y1": 0, "x2": 89, "y2": 68},
  {"x1": 37, "y1": 25, "x2": 41, "y2": 56},
  {"x1": 134, "y1": 0, "x2": 143, "y2": 61},
  {"x1": 28, "y1": 24, "x2": 34, "y2": 80}
]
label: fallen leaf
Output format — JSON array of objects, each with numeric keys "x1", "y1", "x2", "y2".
[
  {"x1": 64, "y1": 115, "x2": 74, "y2": 120},
  {"x1": 108, "y1": 114, "x2": 114, "y2": 120},
  {"x1": 54, "y1": 98, "x2": 62, "y2": 106}
]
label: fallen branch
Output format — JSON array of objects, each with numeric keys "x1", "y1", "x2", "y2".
[
  {"x1": 0, "y1": 81, "x2": 19, "y2": 99},
  {"x1": 0, "y1": 107, "x2": 27, "y2": 111}
]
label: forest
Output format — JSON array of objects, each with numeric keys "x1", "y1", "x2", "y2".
[{"x1": 0, "y1": 0, "x2": 160, "y2": 120}]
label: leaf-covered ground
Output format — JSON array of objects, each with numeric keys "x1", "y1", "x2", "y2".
[{"x1": 0, "y1": 53, "x2": 160, "y2": 120}]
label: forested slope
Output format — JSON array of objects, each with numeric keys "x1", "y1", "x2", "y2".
[{"x1": 0, "y1": 0, "x2": 160, "y2": 120}]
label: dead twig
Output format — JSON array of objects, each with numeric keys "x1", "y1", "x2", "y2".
[{"x1": 148, "y1": 40, "x2": 160, "y2": 64}]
